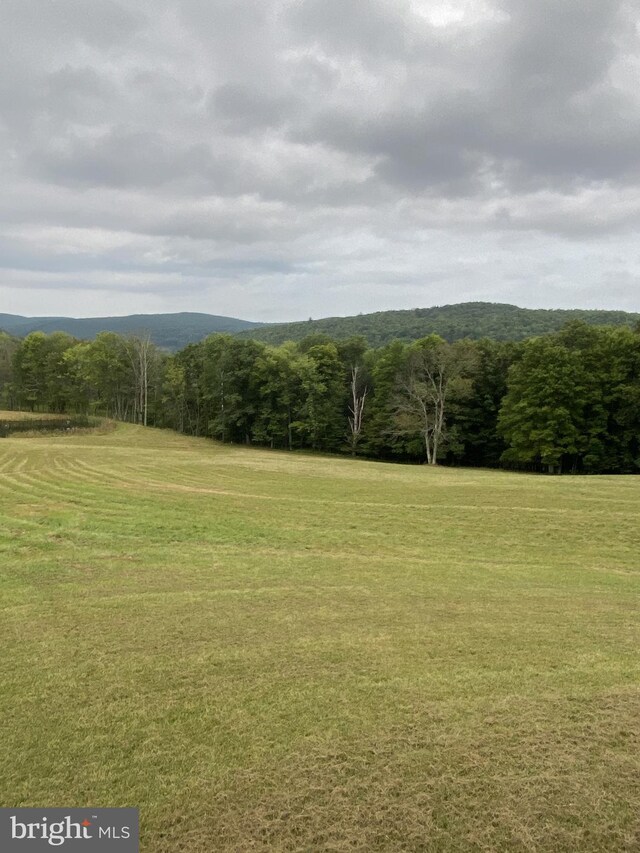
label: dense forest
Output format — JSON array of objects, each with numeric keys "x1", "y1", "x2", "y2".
[
  {"x1": 2, "y1": 321, "x2": 639, "y2": 474},
  {"x1": 2, "y1": 302, "x2": 640, "y2": 351}
]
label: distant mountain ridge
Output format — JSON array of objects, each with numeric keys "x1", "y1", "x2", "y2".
[
  {"x1": 239, "y1": 302, "x2": 640, "y2": 347},
  {"x1": 0, "y1": 312, "x2": 264, "y2": 351},
  {"x1": 1, "y1": 303, "x2": 639, "y2": 350}
]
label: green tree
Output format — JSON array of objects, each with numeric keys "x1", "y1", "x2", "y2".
[
  {"x1": 162, "y1": 358, "x2": 188, "y2": 434},
  {"x1": 12, "y1": 331, "x2": 77, "y2": 412},
  {"x1": 498, "y1": 336, "x2": 592, "y2": 473},
  {"x1": 201, "y1": 336, "x2": 265, "y2": 443},
  {"x1": 0, "y1": 332, "x2": 19, "y2": 408},
  {"x1": 61, "y1": 342, "x2": 94, "y2": 413},
  {"x1": 80, "y1": 332, "x2": 136, "y2": 420},
  {"x1": 295, "y1": 343, "x2": 344, "y2": 451},
  {"x1": 253, "y1": 344, "x2": 307, "y2": 450},
  {"x1": 450, "y1": 339, "x2": 518, "y2": 466},
  {"x1": 362, "y1": 340, "x2": 410, "y2": 458}
]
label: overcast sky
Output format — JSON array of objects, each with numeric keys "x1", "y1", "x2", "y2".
[{"x1": 1, "y1": 0, "x2": 640, "y2": 321}]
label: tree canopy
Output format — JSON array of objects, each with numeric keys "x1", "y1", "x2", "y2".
[{"x1": 4, "y1": 321, "x2": 639, "y2": 474}]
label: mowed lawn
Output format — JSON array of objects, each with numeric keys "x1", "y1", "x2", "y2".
[{"x1": 0, "y1": 422, "x2": 639, "y2": 852}]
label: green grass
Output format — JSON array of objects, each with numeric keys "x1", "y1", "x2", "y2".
[{"x1": 1, "y1": 420, "x2": 639, "y2": 851}]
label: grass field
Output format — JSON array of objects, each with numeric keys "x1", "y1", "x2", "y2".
[{"x1": 0, "y1": 420, "x2": 639, "y2": 851}]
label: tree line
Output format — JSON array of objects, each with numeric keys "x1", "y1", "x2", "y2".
[{"x1": 1, "y1": 321, "x2": 639, "y2": 473}]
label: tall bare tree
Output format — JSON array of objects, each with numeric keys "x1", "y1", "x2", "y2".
[
  {"x1": 347, "y1": 364, "x2": 367, "y2": 456},
  {"x1": 126, "y1": 333, "x2": 154, "y2": 427},
  {"x1": 391, "y1": 336, "x2": 475, "y2": 465}
]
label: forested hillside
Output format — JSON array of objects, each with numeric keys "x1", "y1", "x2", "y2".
[
  {"x1": 4, "y1": 322, "x2": 640, "y2": 474},
  {"x1": 239, "y1": 302, "x2": 640, "y2": 346},
  {"x1": 2, "y1": 303, "x2": 639, "y2": 351},
  {"x1": 0, "y1": 312, "x2": 263, "y2": 350}
]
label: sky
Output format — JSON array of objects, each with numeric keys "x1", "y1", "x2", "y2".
[{"x1": 1, "y1": 0, "x2": 640, "y2": 321}]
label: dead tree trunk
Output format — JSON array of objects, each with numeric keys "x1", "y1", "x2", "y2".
[{"x1": 348, "y1": 365, "x2": 367, "y2": 456}]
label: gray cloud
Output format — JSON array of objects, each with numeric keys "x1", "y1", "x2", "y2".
[
  {"x1": 1, "y1": 0, "x2": 640, "y2": 319},
  {"x1": 210, "y1": 83, "x2": 300, "y2": 134},
  {"x1": 285, "y1": 0, "x2": 414, "y2": 60},
  {"x1": 1, "y1": 0, "x2": 144, "y2": 51}
]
